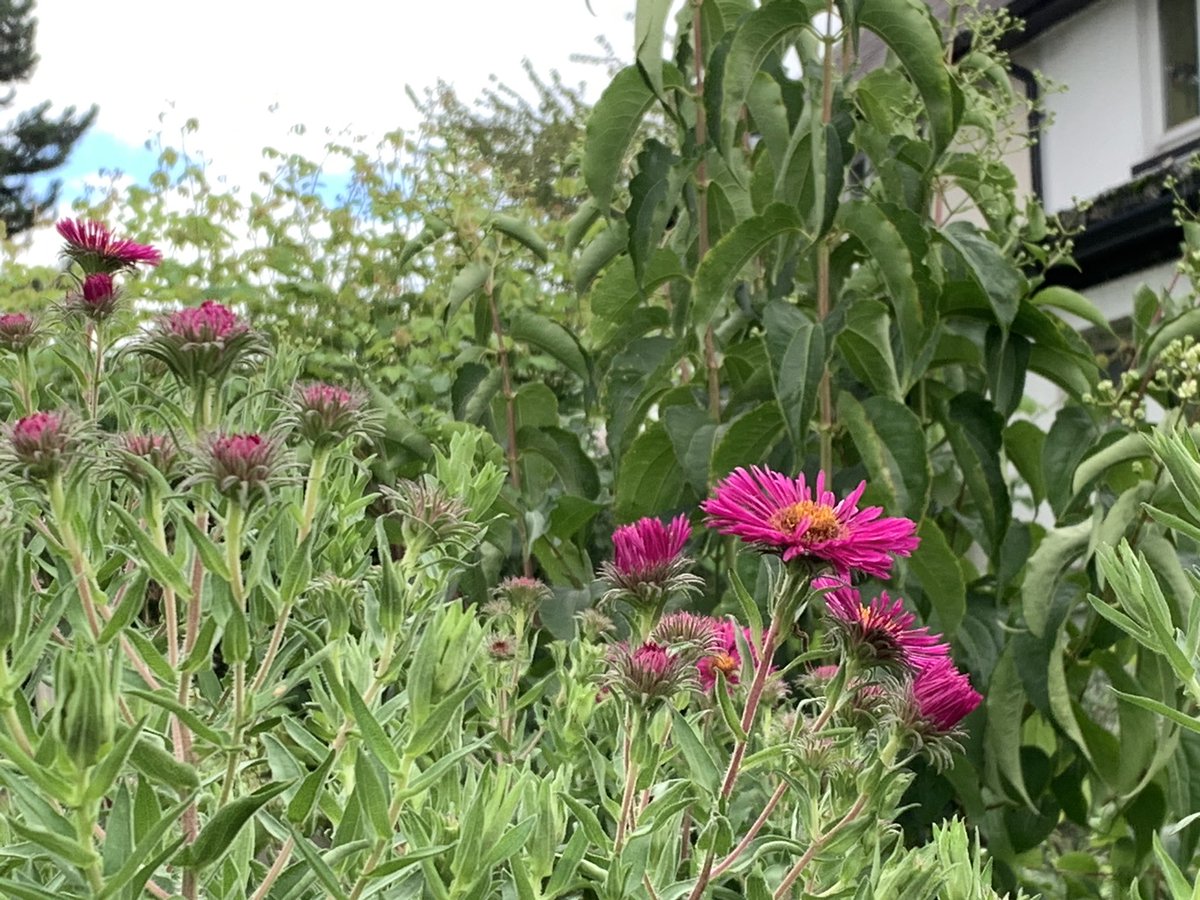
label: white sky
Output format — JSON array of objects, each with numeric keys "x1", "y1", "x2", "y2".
[{"x1": 18, "y1": 0, "x2": 635, "y2": 187}]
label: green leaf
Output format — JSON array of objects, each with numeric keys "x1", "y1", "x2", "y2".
[
  {"x1": 858, "y1": 0, "x2": 956, "y2": 152},
  {"x1": 491, "y1": 214, "x2": 549, "y2": 262},
  {"x1": 347, "y1": 687, "x2": 404, "y2": 776},
  {"x1": 126, "y1": 688, "x2": 229, "y2": 749},
  {"x1": 406, "y1": 681, "x2": 478, "y2": 759},
  {"x1": 1031, "y1": 285, "x2": 1115, "y2": 335},
  {"x1": 509, "y1": 310, "x2": 590, "y2": 381},
  {"x1": 520, "y1": 425, "x2": 602, "y2": 499},
  {"x1": 559, "y1": 792, "x2": 611, "y2": 850},
  {"x1": 720, "y1": 0, "x2": 817, "y2": 145},
  {"x1": 585, "y1": 65, "x2": 669, "y2": 213},
  {"x1": 662, "y1": 405, "x2": 719, "y2": 496},
  {"x1": 573, "y1": 221, "x2": 629, "y2": 293},
  {"x1": 626, "y1": 138, "x2": 684, "y2": 285},
  {"x1": 111, "y1": 506, "x2": 191, "y2": 599},
  {"x1": 9, "y1": 819, "x2": 98, "y2": 868},
  {"x1": 940, "y1": 221, "x2": 1025, "y2": 333},
  {"x1": 481, "y1": 815, "x2": 539, "y2": 870},
  {"x1": 1112, "y1": 689, "x2": 1200, "y2": 736},
  {"x1": 987, "y1": 644, "x2": 1035, "y2": 809},
  {"x1": 985, "y1": 326, "x2": 1030, "y2": 418},
  {"x1": 288, "y1": 827, "x2": 351, "y2": 900},
  {"x1": 446, "y1": 261, "x2": 491, "y2": 321},
  {"x1": 669, "y1": 710, "x2": 721, "y2": 796},
  {"x1": 710, "y1": 402, "x2": 786, "y2": 478},
  {"x1": 590, "y1": 250, "x2": 684, "y2": 346},
  {"x1": 1146, "y1": 307, "x2": 1200, "y2": 362},
  {"x1": 635, "y1": 0, "x2": 674, "y2": 98},
  {"x1": 287, "y1": 749, "x2": 336, "y2": 824},
  {"x1": 693, "y1": 203, "x2": 807, "y2": 326},
  {"x1": 85, "y1": 717, "x2": 145, "y2": 803},
  {"x1": 838, "y1": 392, "x2": 930, "y2": 521},
  {"x1": 615, "y1": 423, "x2": 691, "y2": 521},
  {"x1": 764, "y1": 301, "x2": 825, "y2": 451},
  {"x1": 944, "y1": 392, "x2": 1010, "y2": 554},
  {"x1": 1071, "y1": 431, "x2": 1151, "y2": 498},
  {"x1": 179, "y1": 514, "x2": 231, "y2": 582},
  {"x1": 908, "y1": 519, "x2": 965, "y2": 636},
  {"x1": 545, "y1": 826, "x2": 590, "y2": 898},
  {"x1": 183, "y1": 781, "x2": 291, "y2": 869},
  {"x1": 837, "y1": 298, "x2": 901, "y2": 400},
  {"x1": 355, "y1": 749, "x2": 393, "y2": 839},
  {"x1": 1004, "y1": 421, "x2": 1046, "y2": 509},
  {"x1": 126, "y1": 731, "x2": 201, "y2": 792},
  {"x1": 97, "y1": 569, "x2": 149, "y2": 645},
  {"x1": 836, "y1": 200, "x2": 923, "y2": 364},
  {"x1": 1022, "y1": 519, "x2": 1091, "y2": 638}
]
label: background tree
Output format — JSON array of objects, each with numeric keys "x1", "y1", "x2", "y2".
[{"x1": 0, "y1": 0, "x2": 96, "y2": 236}]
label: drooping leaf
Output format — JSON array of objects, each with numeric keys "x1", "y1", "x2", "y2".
[
  {"x1": 763, "y1": 301, "x2": 824, "y2": 449},
  {"x1": 838, "y1": 392, "x2": 930, "y2": 521},
  {"x1": 908, "y1": 518, "x2": 966, "y2": 636}
]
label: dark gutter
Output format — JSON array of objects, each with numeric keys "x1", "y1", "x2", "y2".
[
  {"x1": 1003, "y1": 0, "x2": 1103, "y2": 50},
  {"x1": 1010, "y1": 62, "x2": 1044, "y2": 201}
]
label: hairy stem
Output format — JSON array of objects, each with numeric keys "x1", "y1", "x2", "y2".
[
  {"x1": 711, "y1": 780, "x2": 789, "y2": 879},
  {"x1": 219, "y1": 503, "x2": 248, "y2": 806},
  {"x1": 772, "y1": 792, "x2": 869, "y2": 899}
]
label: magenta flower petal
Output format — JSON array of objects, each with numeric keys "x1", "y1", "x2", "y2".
[
  {"x1": 702, "y1": 466, "x2": 918, "y2": 578},
  {"x1": 817, "y1": 576, "x2": 950, "y2": 671},
  {"x1": 56, "y1": 218, "x2": 161, "y2": 272},
  {"x1": 912, "y1": 657, "x2": 982, "y2": 733}
]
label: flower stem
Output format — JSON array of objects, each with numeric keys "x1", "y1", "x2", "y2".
[
  {"x1": 614, "y1": 717, "x2": 642, "y2": 852},
  {"x1": 219, "y1": 503, "x2": 248, "y2": 806},
  {"x1": 711, "y1": 780, "x2": 789, "y2": 879},
  {"x1": 87, "y1": 321, "x2": 105, "y2": 421},
  {"x1": 48, "y1": 474, "x2": 104, "y2": 641},
  {"x1": 771, "y1": 792, "x2": 869, "y2": 899}
]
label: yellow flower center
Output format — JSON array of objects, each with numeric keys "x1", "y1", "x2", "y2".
[
  {"x1": 769, "y1": 501, "x2": 843, "y2": 543},
  {"x1": 713, "y1": 652, "x2": 738, "y2": 675}
]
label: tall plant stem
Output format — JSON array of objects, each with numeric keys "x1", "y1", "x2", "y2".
[
  {"x1": 693, "y1": 0, "x2": 721, "y2": 422},
  {"x1": 178, "y1": 499, "x2": 209, "y2": 900},
  {"x1": 87, "y1": 321, "x2": 105, "y2": 421},
  {"x1": 487, "y1": 273, "x2": 532, "y2": 577},
  {"x1": 771, "y1": 792, "x2": 869, "y2": 899},
  {"x1": 711, "y1": 780, "x2": 789, "y2": 879},
  {"x1": 816, "y1": 0, "x2": 837, "y2": 478},
  {"x1": 614, "y1": 714, "x2": 642, "y2": 851},
  {"x1": 249, "y1": 448, "x2": 328, "y2": 698},
  {"x1": 15, "y1": 351, "x2": 33, "y2": 415},
  {"x1": 48, "y1": 475, "x2": 104, "y2": 641},
  {"x1": 219, "y1": 503, "x2": 248, "y2": 806}
]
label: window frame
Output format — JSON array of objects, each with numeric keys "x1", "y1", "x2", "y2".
[{"x1": 1144, "y1": 0, "x2": 1200, "y2": 153}]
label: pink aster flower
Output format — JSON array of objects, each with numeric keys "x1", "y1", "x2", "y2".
[
  {"x1": 135, "y1": 300, "x2": 263, "y2": 387},
  {"x1": 0, "y1": 312, "x2": 38, "y2": 354},
  {"x1": 112, "y1": 432, "x2": 180, "y2": 486},
  {"x1": 910, "y1": 657, "x2": 982, "y2": 734},
  {"x1": 200, "y1": 432, "x2": 285, "y2": 504},
  {"x1": 56, "y1": 218, "x2": 162, "y2": 273},
  {"x1": 702, "y1": 467, "x2": 919, "y2": 578},
  {"x1": 817, "y1": 577, "x2": 949, "y2": 671},
  {"x1": 165, "y1": 300, "x2": 246, "y2": 344},
  {"x1": 5, "y1": 411, "x2": 76, "y2": 480},
  {"x1": 289, "y1": 381, "x2": 375, "y2": 449},
  {"x1": 604, "y1": 640, "x2": 697, "y2": 706},
  {"x1": 65, "y1": 272, "x2": 121, "y2": 321},
  {"x1": 599, "y1": 514, "x2": 703, "y2": 608}
]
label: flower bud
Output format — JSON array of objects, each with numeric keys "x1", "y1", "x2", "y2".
[
  {"x1": 289, "y1": 382, "x2": 376, "y2": 449},
  {"x1": 65, "y1": 272, "x2": 121, "y2": 321},
  {"x1": 111, "y1": 431, "x2": 181, "y2": 488},
  {"x1": 0, "y1": 312, "x2": 38, "y2": 354},
  {"x1": 133, "y1": 299, "x2": 264, "y2": 388},
  {"x1": 603, "y1": 641, "x2": 698, "y2": 707},
  {"x1": 52, "y1": 645, "x2": 118, "y2": 771},
  {"x1": 200, "y1": 432, "x2": 285, "y2": 506},
  {"x1": 4, "y1": 412, "x2": 77, "y2": 481},
  {"x1": 493, "y1": 576, "x2": 552, "y2": 615},
  {"x1": 599, "y1": 515, "x2": 702, "y2": 612}
]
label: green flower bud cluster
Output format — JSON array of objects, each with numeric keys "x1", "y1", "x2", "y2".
[{"x1": 52, "y1": 645, "x2": 119, "y2": 772}]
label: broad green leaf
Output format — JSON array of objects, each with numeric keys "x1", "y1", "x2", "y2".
[
  {"x1": 669, "y1": 710, "x2": 721, "y2": 796},
  {"x1": 590, "y1": 250, "x2": 684, "y2": 346},
  {"x1": 693, "y1": 204, "x2": 807, "y2": 326},
  {"x1": 663, "y1": 405, "x2": 719, "y2": 495},
  {"x1": 745, "y1": 72, "x2": 790, "y2": 172},
  {"x1": 517, "y1": 425, "x2": 601, "y2": 499},
  {"x1": 836, "y1": 200, "x2": 923, "y2": 363},
  {"x1": 509, "y1": 311, "x2": 590, "y2": 381},
  {"x1": 940, "y1": 221, "x2": 1025, "y2": 333},
  {"x1": 626, "y1": 138, "x2": 684, "y2": 285},
  {"x1": 491, "y1": 214, "x2": 548, "y2": 263},
  {"x1": 1047, "y1": 629, "x2": 1093, "y2": 764},
  {"x1": 858, "y1": 0, "x2": 956, "y2": 151},
  {"x1": 1031, "y1": 285, "x2": 1115, "y2": 335},
  {"x1": 9, "y1": 819, "x2": 98, "y2": 868},
  {"x1": 1022, "y1": 519, "x2": 1091, "y2": 638},
  {"x1": 354, "y1": 749, "x2": 393, "y2": 839},
  {"x1": 720, "y1": 0, "x2": 818, "y2": 145},
  {"x1": 585, "y1": 65, "x2": 680, "y2": 213},
  {"x1": 837, "y1": 298, "x2": 901, "y2": 400},
  {"x1": 945, "y1": 392, "x2": 1010, "y2": 555},
  {"x1": 287, "y1": 748, "x2": 337, "y2": 824},
  {"x1": 984, "y1": 326, "x2": 1030, "y2": 418},
  {"x1": 573, "y1": 221, "x2": 629, "y2": 293},
  {"x1": 635, "y1": 0, "x2": 674, "y2": 97},
  {"x1": 710, "y1": 402, "x2": 786, "y2": 479},
  {"x1": 1004, "y1": 420, "x2": 1046, "y2": 509},
  {"x1": 615, "y1": 423, "x2": 691, "y2": 521},
  {"x1": 908, "y1": 519, "x2": 965, "y2": 635},
  {"x1": 446, "y1": 261, "x2": 491, "y2": 320},
  {"x1": 1071, "y1": 431, "x2": 1151, "y2": 498},
  {"x1": 1146, "y1": 307, "x2": 1200, "y2": 362},
  {"x1": 764, "y1": 301, "x2": 824, "y2": 449},
  {"x1": 987, "y1": 644, "x2": 1034, "y2": 809},
  {"x1": 183, "y1": 781, "x2": 291, "y2": 869},
  {"x1": 838, "y1": 392, "x2": 930, "y2": 521}
]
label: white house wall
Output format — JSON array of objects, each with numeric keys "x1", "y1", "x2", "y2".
[{"x1": 1013, "y1": 0, "x2": 1149, "y2": 213}]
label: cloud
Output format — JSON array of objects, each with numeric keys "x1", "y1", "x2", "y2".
[{"x1": 16, "y1": 0, "x2": 634, "y2": 189}]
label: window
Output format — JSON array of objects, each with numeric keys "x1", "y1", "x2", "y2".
[{"x1": 1160, "y1": 0, "x2": 1200, "y2": 129}]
